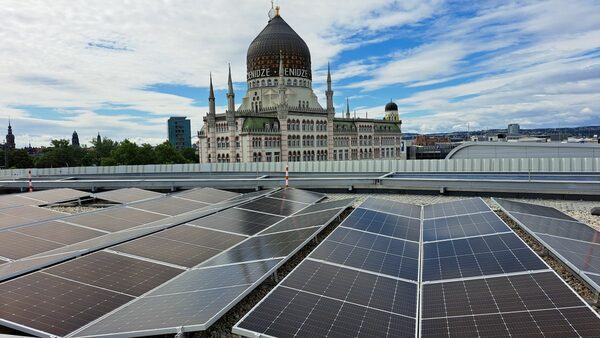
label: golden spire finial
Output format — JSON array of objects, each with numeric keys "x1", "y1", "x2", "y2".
[{"x1": 275, "y1": 5, "x2": 280, "y2": 16}]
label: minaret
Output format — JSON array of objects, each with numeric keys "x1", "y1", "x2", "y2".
[
  {"x1": 346, "y1": 97, "x2": 351, "y2": 119},
  {"x1": 325, "y1": 62, "x2": 334, "y2": 113},
  {"x1": 208, "y1": 73, "x2": 216, "y2": 116},
  {"x1": 277, "y1": 53, "x2": 287, "y2": 106},
  {"x1": 227, "y1": 64, "x2": 235, "y2": 112}
]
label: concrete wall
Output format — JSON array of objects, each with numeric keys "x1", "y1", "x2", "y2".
[{"x1": 1, "y1": 157, "x2": 599, "y2": 179}]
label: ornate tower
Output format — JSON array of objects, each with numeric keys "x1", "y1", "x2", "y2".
[
  {"x1": 326, "y1": 63, "x2": 334, "y2": 113},
  {"x1": 227, "y1": 64, "x2": 235, "y2": 113},
  {"x1": 5, "y1": 120, "x2": 15, "y2": 150},
  {"x1": 277, "y1": 53, "x2": 290, "y2": 163},
  {"x1": 72, "y1": 131, "x2": 80, "y2": 147},
  {"x1": 96, "y1": 132, "x2": 101, "y2": 144},
  {"x1": 226, "y1": 64, "x2": 237, "y2": 160},
  {"x1": 208, "y1": 73, "x2": 217, "y2": 161},
  {"x1": 346, "y1": 97, "x2": 351, "y2": 119}
]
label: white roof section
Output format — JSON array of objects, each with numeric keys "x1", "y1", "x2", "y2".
[{"x1": 446, "y1": 142, "x2": 600, "y2": 159}]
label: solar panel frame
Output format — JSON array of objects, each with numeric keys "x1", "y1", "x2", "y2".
[
  {"x1": 257, "y1": 207, "x2": 346, "y2": 235},
  {"x1": 188, "y1": 207, "x2": 284, "y2": 236},
  {"x1": 12, "y1": 221, "x2": 104, "y2": 245},
  {"x1": 171, "y1": 187, "x2": 240, "y2": 204},
  {"x1": 268, "y1": 188, "x2": 325, "y2": 204}
]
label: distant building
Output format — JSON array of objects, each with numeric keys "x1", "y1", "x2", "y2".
[
  {"x1": 97, "y1": 132, "x2": 101, "y2": 144},
  {"x1": 446, "y1": 142, "x2": 600, "y2": 159},
  {"x1": 508, "y1": 123, "x2": 520, "y2": 135},
  {"x1": 72, "y1": 131, "x2": 80, "y2": 147},
  {"x1": 168, "y1": 117, "x2": 192, "y2": 150},
  {"x1": 414, "y1": 135, "x2": 450, "y2": 146},
  {"x1": 5, "y1": 121, "x2": 15, "y2": 150}
]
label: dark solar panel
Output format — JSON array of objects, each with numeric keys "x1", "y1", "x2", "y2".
[
  {"x1": 495, "y1": 198, "x2": 578, "y2": 221},
  {"x1": 423, "y1": 197, "x2": 489, "y2": 219},
  {"x1": 422, "y1": 233, "x2": 548, "y2": 281},
  {"x1": 44, "y1": 251, "x2": 183, "y2": 297},
  {"x1": 508, "y1": 211, "x2": 596, "y2": 242},
  {"x1": 311, "y1": 227, "x2": 419, "y2": 281},
  {"x1": 0, "y1": 272, "x2": 132, "y2": 336},
  {"x1": 0, "y1": 231, "x2": 62, "y2": 259},
  {"x1": 13, "y1": 221, "x2": 103, "y2": 245},
  {"x1": 154, "y1": 225, "x2": 246, "y2": 250},
  {"x1": 586, "y1": 273, "x2": 600, "y2": 288},
  {"x1": 235, "y1": 286, "x2": 416, "y2": 338},
  {"x1": 259, "y1": 207, "x2": 343, "y2": 235},
  {"x1": 269, "y1": 188, "x2": 324, "y2": 204},
  {"x1": 200, "y1": 227, "x2": 321, "y2": 267},
  {"x1": 238, "y1": 197, "x2": 307, "y2": 216},
  {"x1": 0, "y1": 206, "x2": 65, "y2": 230},
  {"x1": 282, "y1": 260, "x2": 417, "y2": 318},
  {"x1": 421, "y1": 272, "x2": 600, "y2": 337},
  {"x1": 342, "y1": 207, "x2": 421, "y2": 241},
  {"x1": 173, "y1": 187, "x2": 239, "y2": 204},
  {"x1": 147, "y1": 259, "x2": 281, "y2": 296},
  {"x1": 360, "y1": 197, "x2": 421, "y2": 218},
  {"x1": 295, "y1": 198, "x2": 353, "y2": 215},
  {"x1": 112, "y1": 236, "x2": 221, "y2": 268},
  {"x1": 132, "y1": 197, "x2": 209, "y2": 216},
  {"x1": 76, "y1": 285, "x2": 249, "y2": 336},
  {"x1": 422, "y1": 211, "x2": 510, "y2": 242},
  {"x1": 19, "y1": 188, "x2": 89, "y2": 204},
  {"x1": 95, "y1": 188, "x2": 162, "y2": 204},
  {"x1": 189, "y1": 208, "x2": 284, "y2": 236},
  {"x1": 107, "y1": 206, "x2": 168, "y2": 224},
  {"x1": 65, "y1": 212, "x2": 139, "y2": 232},
  {"x1": 536, "y1": 234, "x2": 600, "y2": 275}
]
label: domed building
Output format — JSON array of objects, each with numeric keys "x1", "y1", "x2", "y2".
[{"x1": 198, "y1": 6, "x2": 402, "y2": 163}]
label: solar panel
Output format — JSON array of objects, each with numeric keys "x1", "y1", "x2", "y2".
[
  {"x1": 268, "y1": 188, "x2": 324, "y2": 204},
  {"x1": 200, "y1": 227, "x2": 322, "y2": 267},
  {"x1": 259, "y1": 207, "x2": 345, "y2": 235},
  {"x1": 502, "y1": 211, "x2": 596, "y2": 241},
  {"x1": 422, "y1": 211, "x2": 511, "y2": 242},
  {"x1": 495, "y1": 198, "x2": 600, "y2": 292},
  {"x1": 131, "y1": 197, "x2": 210, "y2": 216},
  {"x1": 341, "y1": 207, "x2": 421, "y2": 242},
  {"x1": 189, "y1": 207, "x2": 284, "y2": 236},
  {"x1": 65, "y1": 207, "x2": 168, "y2": 232},
  {"x1": 311, "y1": 226, "x2": 419, "y2": 281},
  {"x1": 423, "y1": 197, "x2": 489, "y2": 219},
  {"x1": 12, "y1": 221, "x2": 104, "y2": 245},
  {"x1": 422, "y1": 232, "x2": 547, "y2": 281},
  {"x1": 112, "y1": 236, "x2": 222, "y2": 268},
  {"x1": 154, "y1": 225, "x2": 246, "y2": 250},
  {"x1": 494, "y1": 198, "x2": 577, "y2": 221},
  {"x1": 94, "y1": 188, "x2": 163, "y2": 204},
  {"x1": 18, "y1": 188, "x2": 89, "y2": 205},
  {"x1": 0, "y1": 195, "x2": 42, "y2": 209},
  {"x1": 0, "y1": 206, "x2": 66, "y2": 230},
  {"x1": 0, "y1": 272, "x2": 133, "y2": 336},
  {"x1": 173, "y1": 187, "x2": 240, "y2": 204},
  {"x1": 360, "y1": 197, "x2": 421, "y2": 218},
  {"x1": 44, "y1": 251, "x2": 183, "y2": 297},
  {"x1": 238, "y1": 197, "x2": 307, "y2": 216},
  {"x1": 295, "y1": 198, "x2": 354, "y2": 215},
  {"x1": 236, "y1": 280, "x2": 416, "y2": 338},
  {"x1": 0, "y1": 231, "x2": 62, "y2": 259},
  {"x1": 421, "y1": 272, "x2": 600, "y2": 337}
]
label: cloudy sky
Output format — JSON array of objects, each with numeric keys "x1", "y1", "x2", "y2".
[{"x1": 1, "y1": 0, "x2": 599, "y2": 147}]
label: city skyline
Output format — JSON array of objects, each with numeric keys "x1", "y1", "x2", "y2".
[{"x1": 1, "y1": 0, "x2": 599, "y2": 147}]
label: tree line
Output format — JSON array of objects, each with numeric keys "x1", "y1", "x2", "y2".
[{"x1": 1, "y1": 138, "x2": 197, "y2": 169}]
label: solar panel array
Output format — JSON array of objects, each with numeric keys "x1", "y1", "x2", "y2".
[
  {"x1": 495, "y1": 198, "x2": 600, "y2": 293},
  {"x1": 72, "y1": 190, "x2": 351, "y2": 337},
  {"x1": 0, "y1": 188, "x2": 246, "y2": 282},
  {"x1": 0, "y1": 188, "x2": 352, "y2": 338},
  {"x1": 235, "y1": 197, "x2": 600, "y2": 338}
]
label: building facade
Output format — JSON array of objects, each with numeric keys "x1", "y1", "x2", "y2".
[
  {"x1": 168, "y1": 117, "x2": 192, "y2": 150},
  {"x1": 198, "y1": 6, "x2": 402, "y2": 163},
  {"x1": 508, "y1": 123, "x2": 520, "y2": 135}
]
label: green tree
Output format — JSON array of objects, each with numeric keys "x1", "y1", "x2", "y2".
[
  {"x1": 180, "y1": 147, "x2": 198, "y2": 163},
  {"x1": 154, "y1": 141, "x2": 186, "y2": 164},
  {"x1": 7, "y1": 149, "x2": 34, "y2": 168},
  {"x1": 111, "y1": 139, "x2": 141, "y2": 165},
  {"x1": 34, "y1": 139, "x2": 85, "y2": 168}
]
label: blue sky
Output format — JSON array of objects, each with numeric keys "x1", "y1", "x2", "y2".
[{"x1": 1, "y1": 0, "x2": 599, "y2": 147}]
